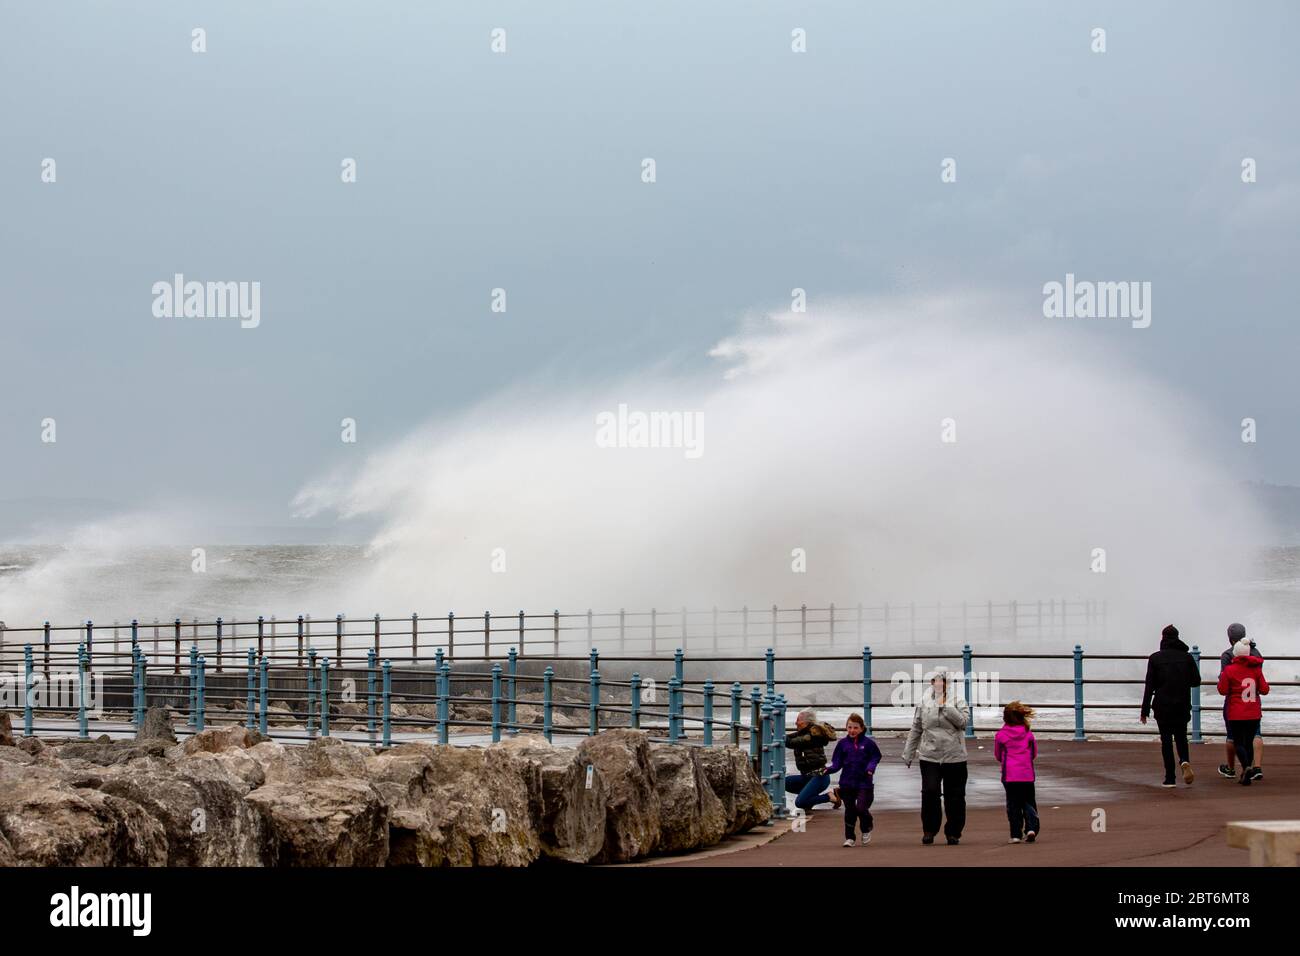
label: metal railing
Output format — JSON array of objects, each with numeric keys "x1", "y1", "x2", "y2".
[
  {"x1": 1, "y1": 618, "x2": 1293, "y2": 820},
  {"x1": 0, "y1": 600, "x2": 1107, "y2": 673}
]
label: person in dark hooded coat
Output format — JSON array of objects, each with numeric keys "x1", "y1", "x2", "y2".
[{"x1": 1140, "y1": 624, "x2": 1202, "y2": 787}]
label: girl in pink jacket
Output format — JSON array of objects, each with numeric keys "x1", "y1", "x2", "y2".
[{"x1": 994, "y1": 701, "x2": 1040, "y2": 843}]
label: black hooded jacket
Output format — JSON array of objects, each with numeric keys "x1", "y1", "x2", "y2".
[{"x1": 1141, "y1": 634, "x2": 1202, "y2": 721}]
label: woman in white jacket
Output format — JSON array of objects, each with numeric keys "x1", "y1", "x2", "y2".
[{"x1": 902, "y1": 669, "x2": 971, "y2": 845}]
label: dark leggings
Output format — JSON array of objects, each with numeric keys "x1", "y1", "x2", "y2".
[
  {"x1": 1003, "y1": 781, "x2": 1040, "y2": 839},
  {"x1": 1155, "y1": 714, "x2": 1190, "y2": 781},
  {"x1": 840, "y1": 785, "x2": 874, "y2": 840},
  {"x1": 1228, "y1": 719, "x2": 1261, "y2": 771},
  {"x1": 919, "y1": 760, "x2": 968, "y2": 839}
]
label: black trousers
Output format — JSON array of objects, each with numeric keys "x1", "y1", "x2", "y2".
[
  {"x1": 1228, "y1": 719, "x2": 1260, "y2": 771},
  {"x1": 1003, "y1": 781, "x2": 1040, "y2": 839},
  {"x1": 919, "y1": 760, "x2": 967, "y2": 839},
  {"x1": 1154, "y1": 713, "x2": 1190, "y2": 782},
  {"x1": 840, "y1": 785, "x2": 874, "y2": 840}
]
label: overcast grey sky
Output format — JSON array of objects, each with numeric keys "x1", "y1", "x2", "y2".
[{"x1": 1, "y1": 1, "x2": 1297, "y2": 539}]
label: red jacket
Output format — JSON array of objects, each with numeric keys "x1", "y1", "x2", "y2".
[{"x1": 1217, "y1": 655, "x2": 1268, "y2": 721}]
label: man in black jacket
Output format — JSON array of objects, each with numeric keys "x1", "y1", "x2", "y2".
[
  {"x1": 1140, "y1": 624, "x2": 1202, "y2": 787},
  {"x1": 784, "y1": 710, "x2": 841, "y2": 812}
]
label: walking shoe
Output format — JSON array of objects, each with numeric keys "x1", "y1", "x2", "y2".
[
  {"x1": 1025, "y1": 830, "x2": 1037, "y2": 843},
  {"x1": 1008, "y1": 837, "x2": 1022, "y2": 844},
  {"x1": 842, "y1": 839, "x2": 855, "y2": 847},
  {"x1": 830, "y1": 787, "x2": 842, "y2": 809},
  {"x1": 1239, "y1": 770, "x2": 1252, "y2": 786},
  {"x1": 921, "y1": 833, "x2": 936, "y2": 845},
  {"x1": 1161, "y1": 779, "x2": 1176, "y2": 788},
  {"x1": 1248, "y1": 767, "x2": 1263, "y2": 782},
  {"x1": 1181, "y1": 761, "x2": 1195, "y2": 784},
  {"x1": 860, "y1": 832, "x2": 872, "y2": 846},
  {"x1": 946, "y1": 836, "x2": 960, "y2": 845},
  {"x1": 1218, "y1": 764, "x2": 1236, "y2": 779}
]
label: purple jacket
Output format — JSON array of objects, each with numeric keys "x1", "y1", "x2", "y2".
[
  {"x1": 994, "y1": 724, "x2": 1037, "y2": 783},
  {"x1": 825, "y1": 734, "x2": 882, "y2": 788}
]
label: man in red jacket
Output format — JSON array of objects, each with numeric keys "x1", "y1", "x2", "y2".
[{"x1": 1217, "y1": 639, "x2": 1269, "y2": 786}]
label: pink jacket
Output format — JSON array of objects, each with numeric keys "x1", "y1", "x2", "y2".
[{"x1": 994, "y1": 724, "x2": 1037, "y2": 782}]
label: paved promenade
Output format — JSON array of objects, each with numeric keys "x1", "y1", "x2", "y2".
[{"x1": 668, "y1": 736, "x2": 1299, "y2": 867}]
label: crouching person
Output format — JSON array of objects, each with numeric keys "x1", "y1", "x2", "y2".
[{"x1": 784, "y1": 710, "x2": 840, "y2": 812}]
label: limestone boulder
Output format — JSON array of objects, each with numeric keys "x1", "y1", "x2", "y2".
[
  {"x1": 648, "y1": 743, "x2": 727, "y2": 853},
  {"x1": 0, "y1": 762, "x2": 167, "y2": 866},
  {"x1": 182, "y1": 725, "x2": 268, "y2": 755},
  {"x1": 246, "y1": 778, "x2": 388, "y2": 866},
  {"x1": 497, "y1": 735, "x2": 607, "y2": 863},
  {"x1": 135, "y1": 706, "x2": 178, "y2": 744},
  {"x1": 698, "y1": 746, "x2": 772, "y2": 834},
  {"x1": 577, "y1": 730, "x2": 660, "y2": 863}
]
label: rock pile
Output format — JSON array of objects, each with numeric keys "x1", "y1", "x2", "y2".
[{"x1": 0, "y1": 708, "x2": 771, "y2": 866}]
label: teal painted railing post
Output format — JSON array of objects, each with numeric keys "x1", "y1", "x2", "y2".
[
  {"x1": 437, "y1": 662, "x2": 450, "y2": 744},
  {"x1": 542, "y1": 666, "x2": 554, "y2": 743},
  {"x1": 366, "y1": 648, "x2": 377, "y2": 740},
  {"x1": 1073, "y1": 645, "x2": 1085, "y2": 740},
  {"x1": 629, "y1": 673, "x2": 641, "y2": 729},
  {"x1": 765, "y1": 648, "x2": 775, "y2": 697},
  {"x1": 730, "y1": 682, "x2": 742, "y2": 746},
  {"x1": 306, "y1": 648, "x2": 317, "y2": 738},
  {"x1": 1191, "y1": 645, "x2": 1203, "y2": 743},
  {"x1": 589, "y1": 648, "x2": 599, "y2": 678},
  {"x1": 760, "y1": 699, "x2": 774, "y2": 816},
  {"x1": 773, "y1": 695, "x2": 788, "y2": 818},
  {"x1": 381, "y1": 660, "x2": 392, "y2": 748},
  {"x1": 589, "y1": 668, "x2": 600, "y2": 736},
  {"x1": 133, "y1": 648, "x2": 144, "y2": 727},
  {"x1": 862, "y1": 646, "x2": 873, "y2": 733},
  {"x1": 749, "y1": 687, "x2": 762, "y2": 761},
  {"x1": 318, "y1": 658, "x2": 330, "y2": 738},
  {"x1": 246, "y1": 648, "x2": 256, "y2": 730},
  {"x1": 188, "y1": 644, "x2": 198, "y2": 727},
  {"x1": 215, "y1": 617, "x2": 223, "y2": 674},
  {"x1": 703, "y1": 679, "x2": 714, "y2": 746},
  {"x1": 507, "y1": 647, "x2": 518, "y2": 737},
  {"x1": 674, "y1": 648, "x2": 684, "y2": 686},
  {"x1": 131, "y1": 618, "x2": 138, "y2": 661},
  {"x1": 130, "y1": 644, "x2": 140, "y2": 727},
  {"x1": 667, "y1": 677, "x2": 680, "y2": 742},
  {"x1": 491, "y1": 663, "x2": 503, "y2": 743},
  {"x1": 77, "y1": 644, "x2": 89, "y2": 739},
  {"x1": 85, "y1": 620, "x2": 93, "y2": 673},
  {"x1": 258, "y1": 655, "x2": 269, "y2": 737},
  {"x1": 435, "y1": 648, "x2": 444, "y2": 673},
  {"x1": 962, "y1": 645, "x2": 975, "y2": 739},
  {"x1": 23, "y1": 644, "x2": 33, "y2": 737},
  {"x1": 196, "y1": 655, "x2": 206, "y2": 731}
]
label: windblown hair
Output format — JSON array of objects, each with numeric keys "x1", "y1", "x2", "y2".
[
  {"x1": 845, "y1": 713, "x2": 867, "y2": 734},
  {"x1": 1003, "y1": 700, "x2": 1035, "y2": 727}
]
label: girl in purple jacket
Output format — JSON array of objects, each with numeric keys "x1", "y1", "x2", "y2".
[
  {"x1": 994, "y1": 701, "x2": 1040, "y2": 843},
  {"x1": 826, "y1": 713, "x2": 882, "y2": 846}
]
